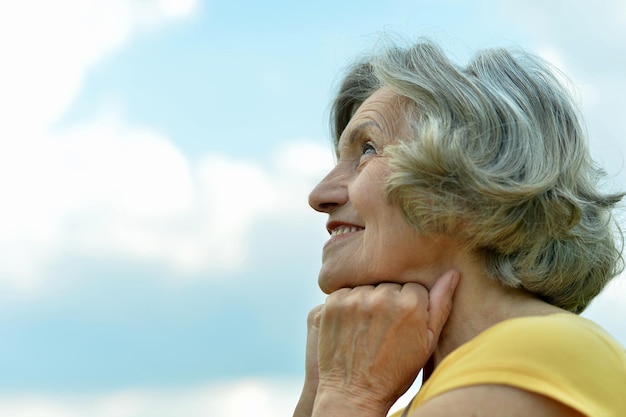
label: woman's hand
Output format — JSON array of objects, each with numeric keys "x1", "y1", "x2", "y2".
[{"x1": 311, "y1": 270, "x2": 459, "y2": 417}]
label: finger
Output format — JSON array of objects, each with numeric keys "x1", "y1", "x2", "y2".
[
  {"x1": 399, "y1": 281, "x2": 429, "y2": 299},
  {"x1": 397, "y1": 282, "x2": 429, "y2": 315},
  {"x1": 426, "y1": 269, "x2": 459, "y2": 345},
  {"x1": 375, "y1": 282, "x2": 403, "y2": 292}
]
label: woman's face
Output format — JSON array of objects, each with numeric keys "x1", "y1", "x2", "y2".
[{"x1": 309, "y1": 88, "x2": 461, "y2": 294}]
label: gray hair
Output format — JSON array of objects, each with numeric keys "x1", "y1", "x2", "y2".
[{"x1": 331, "y1": 40, "x2": 623, "y2": 313}]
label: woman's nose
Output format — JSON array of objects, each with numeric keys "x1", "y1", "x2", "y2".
[{"x1": 308, "y1": 168, "x2": 348, "y2": 213}]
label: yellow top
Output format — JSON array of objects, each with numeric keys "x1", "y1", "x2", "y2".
[{"x1": 392, "y1": 313, "x2": 626, "y2": 417}]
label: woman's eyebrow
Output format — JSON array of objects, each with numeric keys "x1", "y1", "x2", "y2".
[
  {"x1": 347, "y1": 120, "x2": 382, "y2": 145},
  {"x1": 335, "y1": 120, "x2": 383, "y2": 158}
]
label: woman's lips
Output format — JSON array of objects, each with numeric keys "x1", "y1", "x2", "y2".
[
  {"x1": 324, "y1": 225, "x2": 365, "y2": 248},
  {"x1": 329, "y1": 225, "x2": 365, "y2": 237}
]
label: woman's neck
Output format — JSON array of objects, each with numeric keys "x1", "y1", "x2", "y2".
[{"x1": 427, "y1": 261, "x2": 567, "y2": 374}]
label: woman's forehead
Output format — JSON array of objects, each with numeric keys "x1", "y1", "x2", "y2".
[{"x1": 336, "y1": 88, "x2": 411, "y2": 150}]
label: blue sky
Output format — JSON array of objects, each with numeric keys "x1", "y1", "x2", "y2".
[{"x1": 0, "y1": 1, "x2": 625, "y2": 415}]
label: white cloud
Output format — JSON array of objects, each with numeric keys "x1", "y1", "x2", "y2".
[
  {"x1": 0, "y1": 0, "x2": 337, "y2": 295},
  {"x1": 0, "y1": 0, "x2": 199, "y2": 216},
  {"x1": 0, "y1": 106, "x2": 333, "y2": 293},
  {"x1": 0, "y1": 0, "x2": 199, "y2": 132},
  {"x1": 0, "y1": 379, "x2": 302, "y2": 417},
  {"x1": 158, "y1": 0, "x2": 199, "y2": 18},
  {"x1": 2, "y1": 0, "x2": 341, "y2": 293}
]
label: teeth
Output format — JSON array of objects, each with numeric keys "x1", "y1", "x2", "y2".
[{"x1": 330, "y1": 226, "x2": 364, "y2": 237}]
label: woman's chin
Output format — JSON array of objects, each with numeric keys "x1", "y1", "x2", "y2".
[
  {"x1": 317, "y1": 275, "x2": 336, "y2": 294},
  {"x1": 317, "y1": 269, "x2": 350, "y2": 294},
  {"x1": 318, "y1": 269, "x2": 374, "y2": 294}
]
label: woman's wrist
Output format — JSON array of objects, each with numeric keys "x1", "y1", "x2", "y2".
[
  {"x1": 293, "y1": 381, "x2": 318, "y2": 417},
  {"x1": 311, "y1": 385, "x2": 390, "y2": 417}
]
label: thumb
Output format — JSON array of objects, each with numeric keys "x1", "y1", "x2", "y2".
[{"x1": 426, "y1": 269, "x2": 459, "y2": 347}]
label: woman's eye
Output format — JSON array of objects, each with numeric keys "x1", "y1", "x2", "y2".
[{"x1": 361, "y1": 142, "x2": 377, "y2": 157}]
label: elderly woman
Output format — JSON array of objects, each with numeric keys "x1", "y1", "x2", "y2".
[{"x1": 294, "y1": 40, "x2": 626, "y2": 417}]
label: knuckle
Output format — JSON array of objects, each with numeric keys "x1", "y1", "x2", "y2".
[
  {"x1": 307, "y1": 305, "x2": 323, "y2": 325},
  {"x1": 324, "y1": 287, "x2": 359, "y2": 313}
]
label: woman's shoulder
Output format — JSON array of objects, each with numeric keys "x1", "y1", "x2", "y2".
[
  {"x1": 479, "y1": 313, "x2": 622, "y2": 348},
  {"x1": 472, "y1": 313, "x2": 625, "y2": 363},
  {"x1": 410, "y1": 313, "x2": 626, "y2": 417},
  {"x1": 446, "y1": 312, "x2": 626, "y2": 385}
]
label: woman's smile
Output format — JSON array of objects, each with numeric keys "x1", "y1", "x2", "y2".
[
  {"x1": 324, "y1": 223, "x2": 365, "y2": 248},
  {"x1": 329, "y1": 225, "x2": 364, "y2": 238}
]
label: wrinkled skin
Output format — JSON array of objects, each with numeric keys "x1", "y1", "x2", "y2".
[{"x1": 294, "y1": 270, "x2": 459, "y2": 417}]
